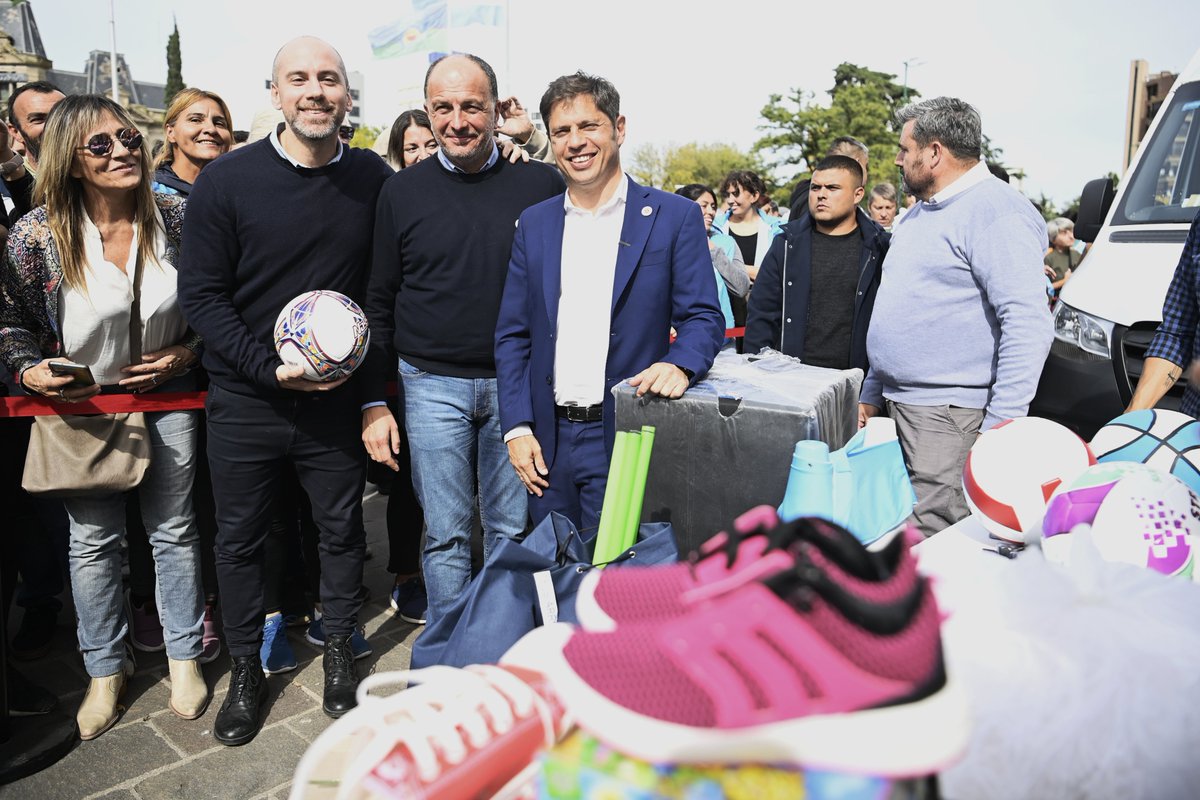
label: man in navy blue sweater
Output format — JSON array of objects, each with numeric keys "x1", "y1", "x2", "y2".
[
  {"x1": 361, "y1": 54, "x2": 564, "y2": 660},
  {"x1": 179, "y1": 36, "x2": 392, "y2": 746}
]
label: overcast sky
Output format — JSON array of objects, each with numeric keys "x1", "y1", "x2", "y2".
[{"x1": 26, "y1": 0, "x2": 1200, "y2": 205}]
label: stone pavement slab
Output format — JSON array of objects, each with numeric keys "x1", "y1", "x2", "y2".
[
  {"x1": 1, "y1": 493, "x2": 415, "y2": 800},
  {"x1": 0, "y1": 723, "x2": 180, "y2": 800},
  {"x1": 133, "y1": 724, "x2": 307, "y2": 800}
]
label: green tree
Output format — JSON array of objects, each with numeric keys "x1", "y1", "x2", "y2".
[
  {"x1": 164, "y1": 22, "x2": 185, "y2": 108},
  {"x1": 754, "y1": 62, "x2": 917, "y2": 193},
  {"x1": 831, "y1": 63, "x2": 910, "y2": 115},
  {"x1": 628, "y1": 142, "x2": 761, "y2": 192},
  {"x1": 981, "y1": 134, "x2": 1004, "y2": 165},
  {"x1": 1033, "y1": 192, "x2": 1057, "y2": 222},
  {"x1": 349, "y1": 125, "x2": 382, "y2": 150}
]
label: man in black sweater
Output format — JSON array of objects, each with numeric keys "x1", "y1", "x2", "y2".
[
  {"x1": 178, "y1": 36, "x2": 392, "y2": 746},
  {"x1": 361, "y1": 54, "x2": 563, "y2": 655}
]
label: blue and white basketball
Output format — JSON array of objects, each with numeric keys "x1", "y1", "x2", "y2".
[
  {"x1": 1089, "y1": 409, "x2": 1200, "y2": 497},
  {"x1": 274, "y1": 290, "x2": 370, "y2": 382}
]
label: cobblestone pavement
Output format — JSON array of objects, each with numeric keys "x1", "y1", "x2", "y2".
[{"x1": 2, "y1": 493, "x2": 416, "y2": 800}]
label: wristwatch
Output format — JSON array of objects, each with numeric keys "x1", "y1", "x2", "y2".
[{"x1": 0, "y1": 151, "x2": 23, "y2": 177}]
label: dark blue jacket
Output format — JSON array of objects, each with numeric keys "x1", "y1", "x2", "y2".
[
  {"x1": 495, "y1": 177, "x2": 725, "y2": 468},
  {"x1": 745, "y1": 207, "x2": 889, "y2": 371}
]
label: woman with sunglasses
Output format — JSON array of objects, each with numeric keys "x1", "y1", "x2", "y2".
[
  {"x1": 0, "y1": 95, "x2": 209, "y2": 739},
  {"x1": 152, "y1": 88, "x2": 233, "y2": 196}
]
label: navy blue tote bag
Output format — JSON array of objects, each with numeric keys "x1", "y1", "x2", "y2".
[{"x1": 410, "y1": 512, "x2": 677, "y2": 669}]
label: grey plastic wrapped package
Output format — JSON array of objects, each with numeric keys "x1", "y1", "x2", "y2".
[{"x1": 612, "y1": 349, "x2": 863, "y2": 553}]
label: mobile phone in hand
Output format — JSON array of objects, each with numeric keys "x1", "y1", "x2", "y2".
[{"x1": 48, "y1": 361, "x2": 96, "y2": 387}]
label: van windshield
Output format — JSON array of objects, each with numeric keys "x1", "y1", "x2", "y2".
[{"x1": 1113, "y1": 81, "x2": 1200, "y2": 225}]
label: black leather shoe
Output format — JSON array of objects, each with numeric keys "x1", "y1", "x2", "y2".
[
  {"x1": 214, "y1": 654, "x2": 268, "y2": 746},
  {"x1": 322, "y1": 633, "x2": 358, "y2": 718}
]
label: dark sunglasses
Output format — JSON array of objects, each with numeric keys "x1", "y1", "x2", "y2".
[
  {"x1": 77, "y1": 127, "x2": 143, "y2": 158},
  {"x1": 338, "y1": 125, "x2": 355, "y2": 139}
]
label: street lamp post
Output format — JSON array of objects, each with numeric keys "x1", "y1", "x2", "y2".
[
  {"x1": 901, "y1": 57, "x2": 924, "y2": 105},
  {"x1": 109, "y1": 0, "x2": 119, "y2": 102}
]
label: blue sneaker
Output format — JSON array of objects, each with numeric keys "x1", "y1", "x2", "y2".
[
  {"x1": 390, "y1": 578, "x2": 427, "y2": 625},
  {"x1": 260, "y1": 613, "x2": 297, "y2": 675},
  {"x1": 304, "y1": 617, "x2": 372, "y2": 660}
]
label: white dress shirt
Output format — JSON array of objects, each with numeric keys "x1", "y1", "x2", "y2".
[
  {"x1": 925, "y1": 159, "x2": 990, "y2": 205},
  {"x1": 553, "y1": 175, "x2": 628, "y2": 406},
  {"x1": 269, "y1": 122, "x2": 343, "y2": 167},
  {"x1": 503, "y1": 175, "x2": 629, "y2": 442},
  {"x1": 58, "y1": 208, "x2": 186, "y2": 385}
]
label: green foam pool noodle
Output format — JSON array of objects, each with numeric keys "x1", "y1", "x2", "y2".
[
  {"x1": 594, "y1": 430, "x2": 635, "y2": 565},
  {"x1": 621, "y1": 425, "x2": 656, "y2": 552},
  {"x1": 604, "y1": 431, "x2": 643, "y2": 563}
]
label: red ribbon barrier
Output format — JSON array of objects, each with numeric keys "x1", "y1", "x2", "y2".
[
  {"x1": 0, "y1": 391, "x2": 208, "y2": 418},
  {"x1": 726, "y1": 327, "x2": 745, "y2": 338},
  {"x1": 0, "y1": 381, "x2": 407, "y2": 418}
]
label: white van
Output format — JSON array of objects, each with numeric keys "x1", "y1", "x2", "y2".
[{"x1": 1033, "y1": 48, "x2": 1200, "y2": 436}]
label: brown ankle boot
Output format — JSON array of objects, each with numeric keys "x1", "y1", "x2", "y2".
[
  {"x1": 77, "y1": 661, "x2": 134, "y2": 740},
  {"x1": 168, "y1": 658, "x2": 211, "y2": 720}
]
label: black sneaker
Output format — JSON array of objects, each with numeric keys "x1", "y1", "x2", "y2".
[
  {"x1": 214, "y1": 654, "x2": 268, "y2": 746},
  {"x1": 6, "y1": 662, "x2": 57, "y2": 715},
  {"x1": 322, "y1": 633, "x2": 358, "y2": 719},
  {"x1": 11, "y1": 604, "x2": 58, "y2": 660}
]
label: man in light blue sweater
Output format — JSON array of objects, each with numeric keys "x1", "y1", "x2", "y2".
[{"x1": 859, "y1": 97, "x2": 1052, "y2": 536}]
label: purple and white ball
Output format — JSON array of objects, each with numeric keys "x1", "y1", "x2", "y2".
[{"x1": 1043, "y1": 462, "x2": 1197, "y2": 577}]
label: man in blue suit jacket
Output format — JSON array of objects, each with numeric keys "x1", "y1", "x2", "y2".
[{"x1": 495, "y1": 71, "x2": 724, "y2": 531}]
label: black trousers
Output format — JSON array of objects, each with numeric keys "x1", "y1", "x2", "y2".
[
  {"x1": 205, "y1": 383, "x2": 366, "y2": 657},
  {"x1": 382, "y1": 430, "x2": 424, "y2": 576},
  {"x1": 264, "y1": 464, "x2": 321, "y2": 617}
]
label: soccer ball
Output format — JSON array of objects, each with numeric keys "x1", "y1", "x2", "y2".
[
  {"x1": 274, "y1": 290, "x2": 370, "y2": 382},
  {"x1": 963, "y1": 416, "x2": 1096, "y2": 543},
  {"x1": 1089, "y1": 409, "x2": 1200, "y2": 497},
  {"x1": 1043, "y1": 462, "x2": 1198, "y2": 577},
  {"x1": 1093, "y1": 466, "x2": 1197, "y2": 577},
  {"x1": 1041, "y1": 461, "x2": 1145, "y2": 565}
]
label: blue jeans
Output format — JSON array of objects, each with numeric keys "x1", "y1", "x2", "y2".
[
  {"x1": 63, "y1": 410, "x2": 204, "y2": 677},
  {"x1": 399, "y1": 360, "x2": 527, "y2": 629}
]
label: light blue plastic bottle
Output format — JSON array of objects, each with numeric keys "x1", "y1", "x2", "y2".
[{"x1": 778, "y1": 439, "x2": 835, "y2": 523}]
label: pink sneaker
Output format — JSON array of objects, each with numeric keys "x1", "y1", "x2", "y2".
[
  {"x1": 576, "y1": 508, "x2": 907, "y2": 631},
  {"x1": 535, "y1": 539, "x2": 968, "y2": 777},
  {"x1": 126, "y1": 592, "x2": 165, "y2": 652},
  {"x1": 199, "y1": 599, "x2": 222, "y2": 664}
]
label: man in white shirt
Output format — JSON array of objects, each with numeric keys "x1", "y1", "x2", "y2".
[{"x1": 494, "y1": 71, "x2": 724, "y2": 530}]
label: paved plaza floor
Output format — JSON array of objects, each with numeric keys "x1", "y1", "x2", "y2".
[{"x1": 1, "y1": 492, "x2": 414, "y2": 800}]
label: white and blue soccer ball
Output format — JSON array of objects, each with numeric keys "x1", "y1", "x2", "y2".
[{"x1": 273, "y1": 290, "x2": 370, "y2": 382}]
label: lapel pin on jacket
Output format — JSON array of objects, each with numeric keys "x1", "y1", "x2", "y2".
[{"x1": 641, "y1": 205, "x2": 652, "y2": 217}]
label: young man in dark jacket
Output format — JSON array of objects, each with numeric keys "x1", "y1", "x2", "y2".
[{"x1": 745, "y1": 155, "x2": 888, "y2": 372}]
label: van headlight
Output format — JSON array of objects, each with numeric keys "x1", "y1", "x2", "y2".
[{"x1": 1053, "y1": 302, "x2": 1113, "y2": 357}]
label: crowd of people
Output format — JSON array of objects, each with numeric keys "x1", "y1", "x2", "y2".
[{"x1": 0, "y1": 35, "x2": 1058, "y2": 748}]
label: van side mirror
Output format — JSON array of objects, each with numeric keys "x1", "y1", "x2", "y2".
[{"x1": 1075, "y1": 177, "x2": 1115, "y2": 243}]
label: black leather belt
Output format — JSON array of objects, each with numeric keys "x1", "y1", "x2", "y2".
[{"x1": 555, "y1": 404, "x2": 603, "y2": 423}]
